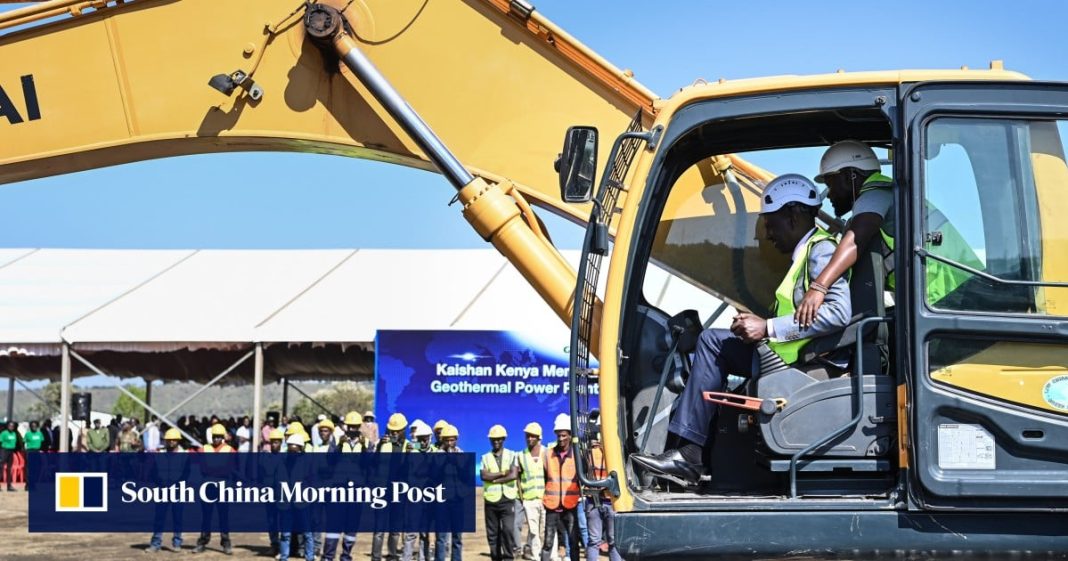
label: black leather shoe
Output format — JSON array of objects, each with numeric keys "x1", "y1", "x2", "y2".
[{"x1": 630, "y1": 449, "x2": 701, "y2": 485}]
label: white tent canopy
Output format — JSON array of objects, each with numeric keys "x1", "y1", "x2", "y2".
[{"x1": 0, "y1": 248, "x2": 727, "y2": 383}]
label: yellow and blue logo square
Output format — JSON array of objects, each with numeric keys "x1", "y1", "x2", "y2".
[{"x1": 54, "y1": 472, "x2": 108, "y2": 512}]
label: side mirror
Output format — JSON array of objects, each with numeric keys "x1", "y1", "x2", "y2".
[{"x1": 555, "y1": 126, "x2": 598, "y2": 203}]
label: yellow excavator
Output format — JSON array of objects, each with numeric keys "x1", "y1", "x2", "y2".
[{"x1": 4, "y1": 1, "x2": 1068, "y2": 558}]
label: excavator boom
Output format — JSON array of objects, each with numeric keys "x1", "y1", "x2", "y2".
[{"x1": 0, "y1": 0, "x2": 654, "y2": 223}]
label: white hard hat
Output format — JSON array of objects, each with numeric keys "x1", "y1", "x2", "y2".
[
  {"x1": 553, "y1": 413, "x2": 571, "y2": 433},
  {"x1": 413, "y1": 422, "x2": 432, "y2": 438},
  {"x1": 760, "y1": 174, "x2": 821, "y2": 214},
  {"x1": 815, "y1": 140, "x2": 880, "y2": 183},
  {"x1": 286, "y1": 433, "x2": 306, "y2": 447}
]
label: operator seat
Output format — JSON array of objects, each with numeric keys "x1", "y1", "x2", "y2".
[{"x1": 745, "y1": 242, "x2": 895, "y2": 460}]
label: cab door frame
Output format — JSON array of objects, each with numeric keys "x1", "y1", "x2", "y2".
[{"x1": 901, "y1": 81, "x2": 1068, "y2": 510}]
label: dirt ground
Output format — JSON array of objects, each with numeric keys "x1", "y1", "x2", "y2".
[{"x1": 0, "y1": 483, "x2": 510, "y2": 561}]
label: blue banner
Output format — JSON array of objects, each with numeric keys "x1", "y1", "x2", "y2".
[
  {"x1": 375, "y1": 330, "x2": 598, "y2": 481},
  {"x1": 28, "y1": 453, "x2": 475, "y2": 533}
]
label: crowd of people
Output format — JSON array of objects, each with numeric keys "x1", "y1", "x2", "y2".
[{"x1": 1, "y1": 409, "x2": 621, "y2": 561}]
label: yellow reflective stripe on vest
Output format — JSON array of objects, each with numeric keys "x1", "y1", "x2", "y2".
[
  {"x1": 482, "y1": 449, "x2": 517, "y2": 502},
  {"x1": 340, "y1": 440, "x2": 364, "y2": 453},
  {"x1": 517, "y1": 449, "x2": 545, "y2": 500},
  {"x1": 767, "y1": 228, "x2": 837, "y2": 364}
]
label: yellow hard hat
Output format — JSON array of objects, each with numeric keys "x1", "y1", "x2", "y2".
[
  {"x1": 433, "y1": 419, "x2": 448, "y2": 431},
  {"x1": 285, "y1": 421, "x2": 305, "y2": 436},
  {"x1": 210, "y1": 424, "x2": 227, "y2": 436},
  {"x1": 487, "y1": 424, "x2": 507, "y2": 439},
  {"x1": 440, "y1": 424, "x2": 458, "y2": 438},
  {"x1": 523, "y1": 422, "x2": 543, "y2": 437},
  {"x1": 318, "y1": 419, "x2": 335, "y2": 430},
  {"x1": 163, "y1": 428, "x2": 181, "y2": 441},
  {"x1": 386, "y1": 413, "x2": 408, "y2": 432},
  {"x1": 343, "y1": 411, "x2": 362, "y2": 425},
  {"x1": 268, "y1": 428, "x2": 284, "y2": 441}
]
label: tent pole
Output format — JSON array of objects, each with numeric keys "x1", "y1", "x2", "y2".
[
  {"x1": 143, "y1": 379, "x2": 153, "y2": 424},
  {"x1": 281, "y1": 377, "x2": 288, "y2": 417},
  {"x1": 4, "y1": 377, "x2": 13, "y2": 423},
  {"x1": 59, "y1": 343, "x2": 71, "y2": 452},
  {"x1": 252, "y1": 343, "x2": 263, "y2": 452}
]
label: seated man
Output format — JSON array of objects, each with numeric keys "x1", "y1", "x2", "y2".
[{"x1": 631, "y1": 173, "x2": 852, "y2": 485}]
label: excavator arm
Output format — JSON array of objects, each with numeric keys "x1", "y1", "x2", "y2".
[{"x1": 0, "y1": 0, "x2": 652, "y2": 217}]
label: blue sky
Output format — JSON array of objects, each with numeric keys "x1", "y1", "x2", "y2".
[{"x1": 1, "y1": 0, "x2": 1067, "y2": 251}]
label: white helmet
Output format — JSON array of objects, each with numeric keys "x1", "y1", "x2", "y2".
[
  {"x1": 286, "y1": 433, "x2": 306, "y2": 447},
  {"x1": 553, "y1": 413, "x2": 571, "y2": 433},
  {"x1": 815, "y1": 140, "x2": 880, "y2": 183},
  {"x1": 413, "y1": 423, "x2": 432, "y2": 438},
  {"x1": 760, "y1": 174, "x2": 821, "y2": 214}
]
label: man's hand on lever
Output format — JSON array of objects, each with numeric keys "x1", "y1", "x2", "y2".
[{"x1": 730, "y1": 313, "x2": 768, "y2": 344}]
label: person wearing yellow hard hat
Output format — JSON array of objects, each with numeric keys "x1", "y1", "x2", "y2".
[
  {"x1": 482, "y1": 424, "x2": 518, "y2": 561},
  {"x1": 433, "y1": 425, "x2": 463, "y2": 561},
  {"x1": 323, "y1": 412, "x2": 364, "y2": 561},
  {"x1": 515, "y1": 422, "x2": 546, "y2": 560},
  {"x1": 308, "y1": 418, "x2": 337, "y2": 453},
  {"x1": 146, "y1": 427, "x2": 190, "y2": 553},
  {"x1": 195, "y1": 423, "x2": 235, "y2": 555},
  {"x1": 372, "y1": 412, "x2": 411, "y2": 561},
  {"x1": 259, "y1": 427, "x2": 286, "y2": 557},
  {"x1": 285, "y1": 420, "x2": 306, "y2": 438},
  {"x1": 203, "y1": 422, "x2": 235, "y2": 453},
  {"x1": 266, "y1": 428, "x2": 285, "y2": 453},
  {"x1": 339, "y1": 412, "x2": 367, "y2": 453},
  {"x1": 432, "y1": 419, "x2": 448, "y2": 449}
]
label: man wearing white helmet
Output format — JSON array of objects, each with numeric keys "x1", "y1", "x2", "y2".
[
  {"x1": 795, "y1": 140, "x2": 982, "y2": 324},
  {"x1": 632, "y1": 174, "x2": 852, "y2": 485},
  {"x1": 793, "y1": 140, "x2": 890, "y2": 328}
]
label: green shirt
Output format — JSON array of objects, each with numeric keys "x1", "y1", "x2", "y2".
[
  {"x1": 87, "y1": 427, "x2": 110, "y2": 452},
  {"x1": 0, "y1": 429, "x2": 17, "y2": 450},
  {"x1": 23, "y1": 430, "x2": 43, "y2": 451}
]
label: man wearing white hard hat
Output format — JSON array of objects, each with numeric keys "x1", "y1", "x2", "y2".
[
  {"x1": 795, "y1": 140, "x2": 981, "y2": 325},
  {"x1": 632, "y1": 173, "x2": 852, "y2": 485},
  {"x1": 793, "y1": 140, "x2": 890, "y2": 328}
]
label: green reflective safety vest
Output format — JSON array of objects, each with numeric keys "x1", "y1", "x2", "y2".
[
  {"x1": 482, "y1": 449, "x2": 518, "y2": 503},
  {"x1": 517, "y1": 447, "x2": 546, "y2": 500},
  {"x1": 767, "y1": 228, "x2": 838, "y2": 364},
  {"x1": 858, "y1": 174, "x2": 983, "y2": 304},
  {"x1": 377, "y1": 439, "x2": 413, "y2": 453},
  {"x1": 339, "y1": 438, "x2": 366, "y2": 453}
]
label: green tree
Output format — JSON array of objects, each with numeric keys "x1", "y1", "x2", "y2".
[
  {"x1": 112, "y1": 385, "x2": 146, "y2": 420},
  {"x1": 26, "y1": 382, "x2": 62, "y2": 422},
  {"x1": 290, "y1": 382, "x2": 372, "y2": 422}
]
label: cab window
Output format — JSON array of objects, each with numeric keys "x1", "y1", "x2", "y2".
[{"x1": 923, "y1": 118, "x2": 1068, "y2": 315}]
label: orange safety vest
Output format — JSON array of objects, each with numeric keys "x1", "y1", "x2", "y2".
[
  {"x1": 542, "y1": 445, "x2": 580, "y2": 511},
  {"x1": 588, "y1": 447, "x2": 610, "y2": 500}
]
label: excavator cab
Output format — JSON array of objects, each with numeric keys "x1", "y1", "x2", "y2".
[
  {"x1": 614, "y1": 89, "x2": 901, "y2": 497},
  {"x1": 569, "y1": 77, "x2": 1068, "y2": 548}
]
